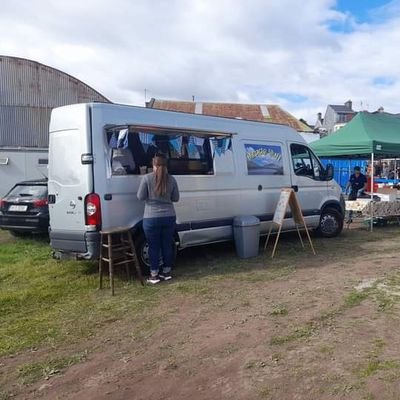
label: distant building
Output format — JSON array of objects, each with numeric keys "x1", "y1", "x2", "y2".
[
  {"x1": 372, "y1": 107, "x2": 400, "y2": 117},
  {"x1": 314, "y1": 112, "x2": 324, "y2": 133},
  {"x1": 320, "y1": 100, "x2": 356, "y2": 136},
  {"x1": 146, "y1": 98, "x2": 314, "y2": 133}
]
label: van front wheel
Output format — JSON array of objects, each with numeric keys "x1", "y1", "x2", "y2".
[
  {"x1": 316, "y1": 207, "x2": 343, "y2": 238},
  {"x1": 134, "y1": 233, "x2": 177, "y2": 276}
]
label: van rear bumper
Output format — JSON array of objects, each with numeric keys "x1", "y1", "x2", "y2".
[{"x1": 49, "y1": 229, "x2": 100, "y2": 260}]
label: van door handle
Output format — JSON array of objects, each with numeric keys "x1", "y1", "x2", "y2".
[
  {"x1": 48, "y1": 194, "x2": 56, "y2": 204},
  {"x1": 104, "y1": 193, "x2": 112, "y2": 201},
  {"x1": 258, "y1": 185, "x2": 263, "y2": 191},
  {"x1": 292, "y1": 185, "x2": 299, "y2": 192}
]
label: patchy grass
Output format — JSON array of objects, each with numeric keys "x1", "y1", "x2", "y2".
[
  {"x1": 343, "y1": 290, "x2": 370, "y2": 308},
  {"x1": 358, "y1": 359, "x2": 400, "y2": 379},
  {"x1": 17, "y1": 352, "x2": 87, "y2": 384},
  {"x1": 0, "y1": 234, "x2": 161, "y2": 356},
  {"x1": 221, "y1": 343, "x2": 239, "y2": 356},
  {"x1": 270, "y1": 304, "x2": 288, "y2": 316},
  {"x1": 270, "y1": 322, "x2": 318, "y2": 345},
  {"x1": 0, "y1": 231, "x2": 304, "y2": 358}
]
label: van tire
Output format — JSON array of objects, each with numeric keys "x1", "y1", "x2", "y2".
[
  {"x1": 316, "y1": 207, "x2": 343, "y2": 238},
  {"x1": 134, "y1": 232, "x2": 177, "y2": 276}
]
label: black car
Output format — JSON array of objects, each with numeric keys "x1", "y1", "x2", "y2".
[{"x1": 0, "y1": 179, "x2": 49, "y2": 235}]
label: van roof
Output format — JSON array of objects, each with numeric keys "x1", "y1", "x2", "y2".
[{"x1": 51, "y1": 103, "x2": 305, "y2": 143}]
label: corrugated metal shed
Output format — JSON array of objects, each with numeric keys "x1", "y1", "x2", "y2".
[{"x1": 0, "y1": 56, "x2": 110, "y2": 147}]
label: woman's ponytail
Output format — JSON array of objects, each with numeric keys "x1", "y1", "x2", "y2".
[{"x1": 153, "y1": 153, "x2": 168, "y2": 196}]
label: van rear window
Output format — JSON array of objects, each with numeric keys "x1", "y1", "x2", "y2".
[{"x1": 106, "y1": 130, "x2": 214, "y2": 176}]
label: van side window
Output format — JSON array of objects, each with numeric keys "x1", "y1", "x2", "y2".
[
  {"x1": 165, "y1": 135, "x2": 214, "y2": 175},
  {"x1": 107, "y1": 130, "x2": 142, "y2": 175},
  {"x1": 106, "y1": 130, "x2": 214, "y2": 176},
  {"x1": 290, "y1": 143, "x2": 323, "y2": 179}
]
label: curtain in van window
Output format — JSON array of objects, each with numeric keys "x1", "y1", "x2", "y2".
[
  {"x1": 117, "y1": 129, "x2": 129, "y2": 149},
  {"x1": 109, "y1": 133, "x2": 118, "y2": 148},
  {"x1": 190, "y1": 136, "x2": 205, "y2": 146},
  {"x1": 212, "y1": 138, "x2": 231, "y2": 157},
  {"x1": 139, "y1": 132, "x2": 154, "y2": 145},
  {"x1": 169, "y1": 136, "x2": 183, "y2": 157}
]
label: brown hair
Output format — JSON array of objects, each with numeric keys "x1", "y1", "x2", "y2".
[{"x1": 153, "y1": 153, "x2": 168, "y2": 196}]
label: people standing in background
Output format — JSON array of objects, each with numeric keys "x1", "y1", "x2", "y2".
[
  {"x1": 382, "y1": 162, "x2": 390, "y2": 179},
  {"x1": 137, "y1": 153, "x2": 180, "y2": 284},
  {"x1": 374, "y1": 163, "x2": 382, "y2": 177},
  {"x1": 346, "y1": 166, "x2": 367, "y2": 200}
]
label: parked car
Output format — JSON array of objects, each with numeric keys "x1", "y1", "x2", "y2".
[
  {"x1": 0, "y1": 179, "x2": 49, "y2": 235},
  {"x1": 48, "y1": 103, "x2": 344, "y2": 270}
]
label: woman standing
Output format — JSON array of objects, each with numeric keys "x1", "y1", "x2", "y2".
[{"x1": 137, "y1": 153, "x2": 180, "y2": 284}]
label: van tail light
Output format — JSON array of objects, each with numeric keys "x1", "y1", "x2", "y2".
[
  {"x1": 85, "y1": 193, "x2": 102, "y2": 230},
  {"x1": 0, "y1": 199, "x2": 5, "y2": 209},
  {"x1": 33, "y1": 199, "x2": 48, "y2": 208}
]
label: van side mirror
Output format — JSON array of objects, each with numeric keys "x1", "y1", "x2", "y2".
[{"x1": 325, "y1": 163, "x2": 334, "y2": 181}]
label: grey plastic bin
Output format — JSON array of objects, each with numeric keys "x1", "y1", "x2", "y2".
[{"x1": 233, "y1": 216, "x2": 260, "y2": 258}]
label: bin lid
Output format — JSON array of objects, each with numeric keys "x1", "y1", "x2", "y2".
[{"x1": 233, "y1": 215, "x2": 260, "y2": 227}]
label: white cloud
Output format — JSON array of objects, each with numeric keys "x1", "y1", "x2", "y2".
[{"x1": 1, "y1": 0, "x2": 399, "y2": 125}]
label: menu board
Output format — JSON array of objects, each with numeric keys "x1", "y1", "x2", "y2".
[{"x1": 273, "y1": 188, "x2": 304, "y2": 225}]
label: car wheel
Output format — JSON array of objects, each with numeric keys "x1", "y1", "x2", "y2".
[
  {"x1": 316, "y1": 207, "x2": 343, "y2": 238},
  {"x1": 134, "y1": 232, "x2": 177, "y2": 276}
]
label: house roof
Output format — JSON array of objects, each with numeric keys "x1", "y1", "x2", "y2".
[
  {"x1": 147, "y1": 99, "x2": 313, "y2": 132},
  {"x1": 329, "y1": 104, "x2": 355, "y2": 113}
]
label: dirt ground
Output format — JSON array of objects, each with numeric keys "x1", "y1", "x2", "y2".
[{"x1": 2, "y1": 226, "x2": 400, "y2": 400}]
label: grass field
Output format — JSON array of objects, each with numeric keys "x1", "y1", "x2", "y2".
[
  {"x1": 1, "y1": 226, "x2": 400, "y2": 399},
  {"x1": 0, "y1": 230, "x2": 296, "y2": 357}
]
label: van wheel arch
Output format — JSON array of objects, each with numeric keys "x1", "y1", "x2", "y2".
[{"x1": 316, "y1": 205, "x2": 344, "y2": 238}]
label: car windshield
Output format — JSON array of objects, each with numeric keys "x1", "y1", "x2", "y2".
[{"x1": 7, "y1": 184, "x2": 47, "y2": 199}]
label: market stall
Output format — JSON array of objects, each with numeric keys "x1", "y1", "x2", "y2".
[
  {"x1": 345, "y1": 196, "x2": 400, "y2": 228},
  {"x1": 311, "y1": 112, "x2": 400, "y2": 231}
]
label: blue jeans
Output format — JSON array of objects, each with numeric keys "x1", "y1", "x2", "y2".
[{"x1": 143, "y1": 216, "x2": 176, "y2": 275}]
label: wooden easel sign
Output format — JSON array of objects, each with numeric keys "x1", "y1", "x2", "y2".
[{"x1": 264, "y1": 188, "x2": 316, "y2": 258}]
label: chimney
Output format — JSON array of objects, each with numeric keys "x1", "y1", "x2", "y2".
[
  {"x1": 317, "y1": 112, "x2": 322, "y2": 121},
  {"x1": 345, "y1": 100, "x2": 352, "y2": 110}
]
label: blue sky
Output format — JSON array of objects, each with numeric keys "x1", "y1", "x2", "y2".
[
  {"x1": 336, "y1": 0, "x2": 390, "y2": 23},
  {"x1": 1, "y1": 0, "x2": 400, "y2": 124}
]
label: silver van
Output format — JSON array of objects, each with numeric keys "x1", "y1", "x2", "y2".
[{"x1": 48, "y1": 103, "x2": 344, "y2": 269}]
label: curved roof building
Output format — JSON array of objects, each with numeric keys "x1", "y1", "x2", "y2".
[{"x1": 0, "y1": 56, "x2": 110, "y2": 147}]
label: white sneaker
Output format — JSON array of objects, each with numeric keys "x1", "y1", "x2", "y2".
[
  {"x1": 147, "y1": 275, "x2": 161, "y2": 284},
  {"x1": 159, "y1": 272, "x2": 172, "y2": 281}
]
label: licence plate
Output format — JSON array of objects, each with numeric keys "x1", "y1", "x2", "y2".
[{"x1": 9, "y1": 205, "x2": 28, "y2": 212}]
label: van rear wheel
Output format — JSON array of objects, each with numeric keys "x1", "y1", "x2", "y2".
[
  {"x1": 134, "y1": 233, "x2": 177, "y2": 276},
  {"x1": 316, "y1": 207, "x2": 343, "y2": 238}
]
